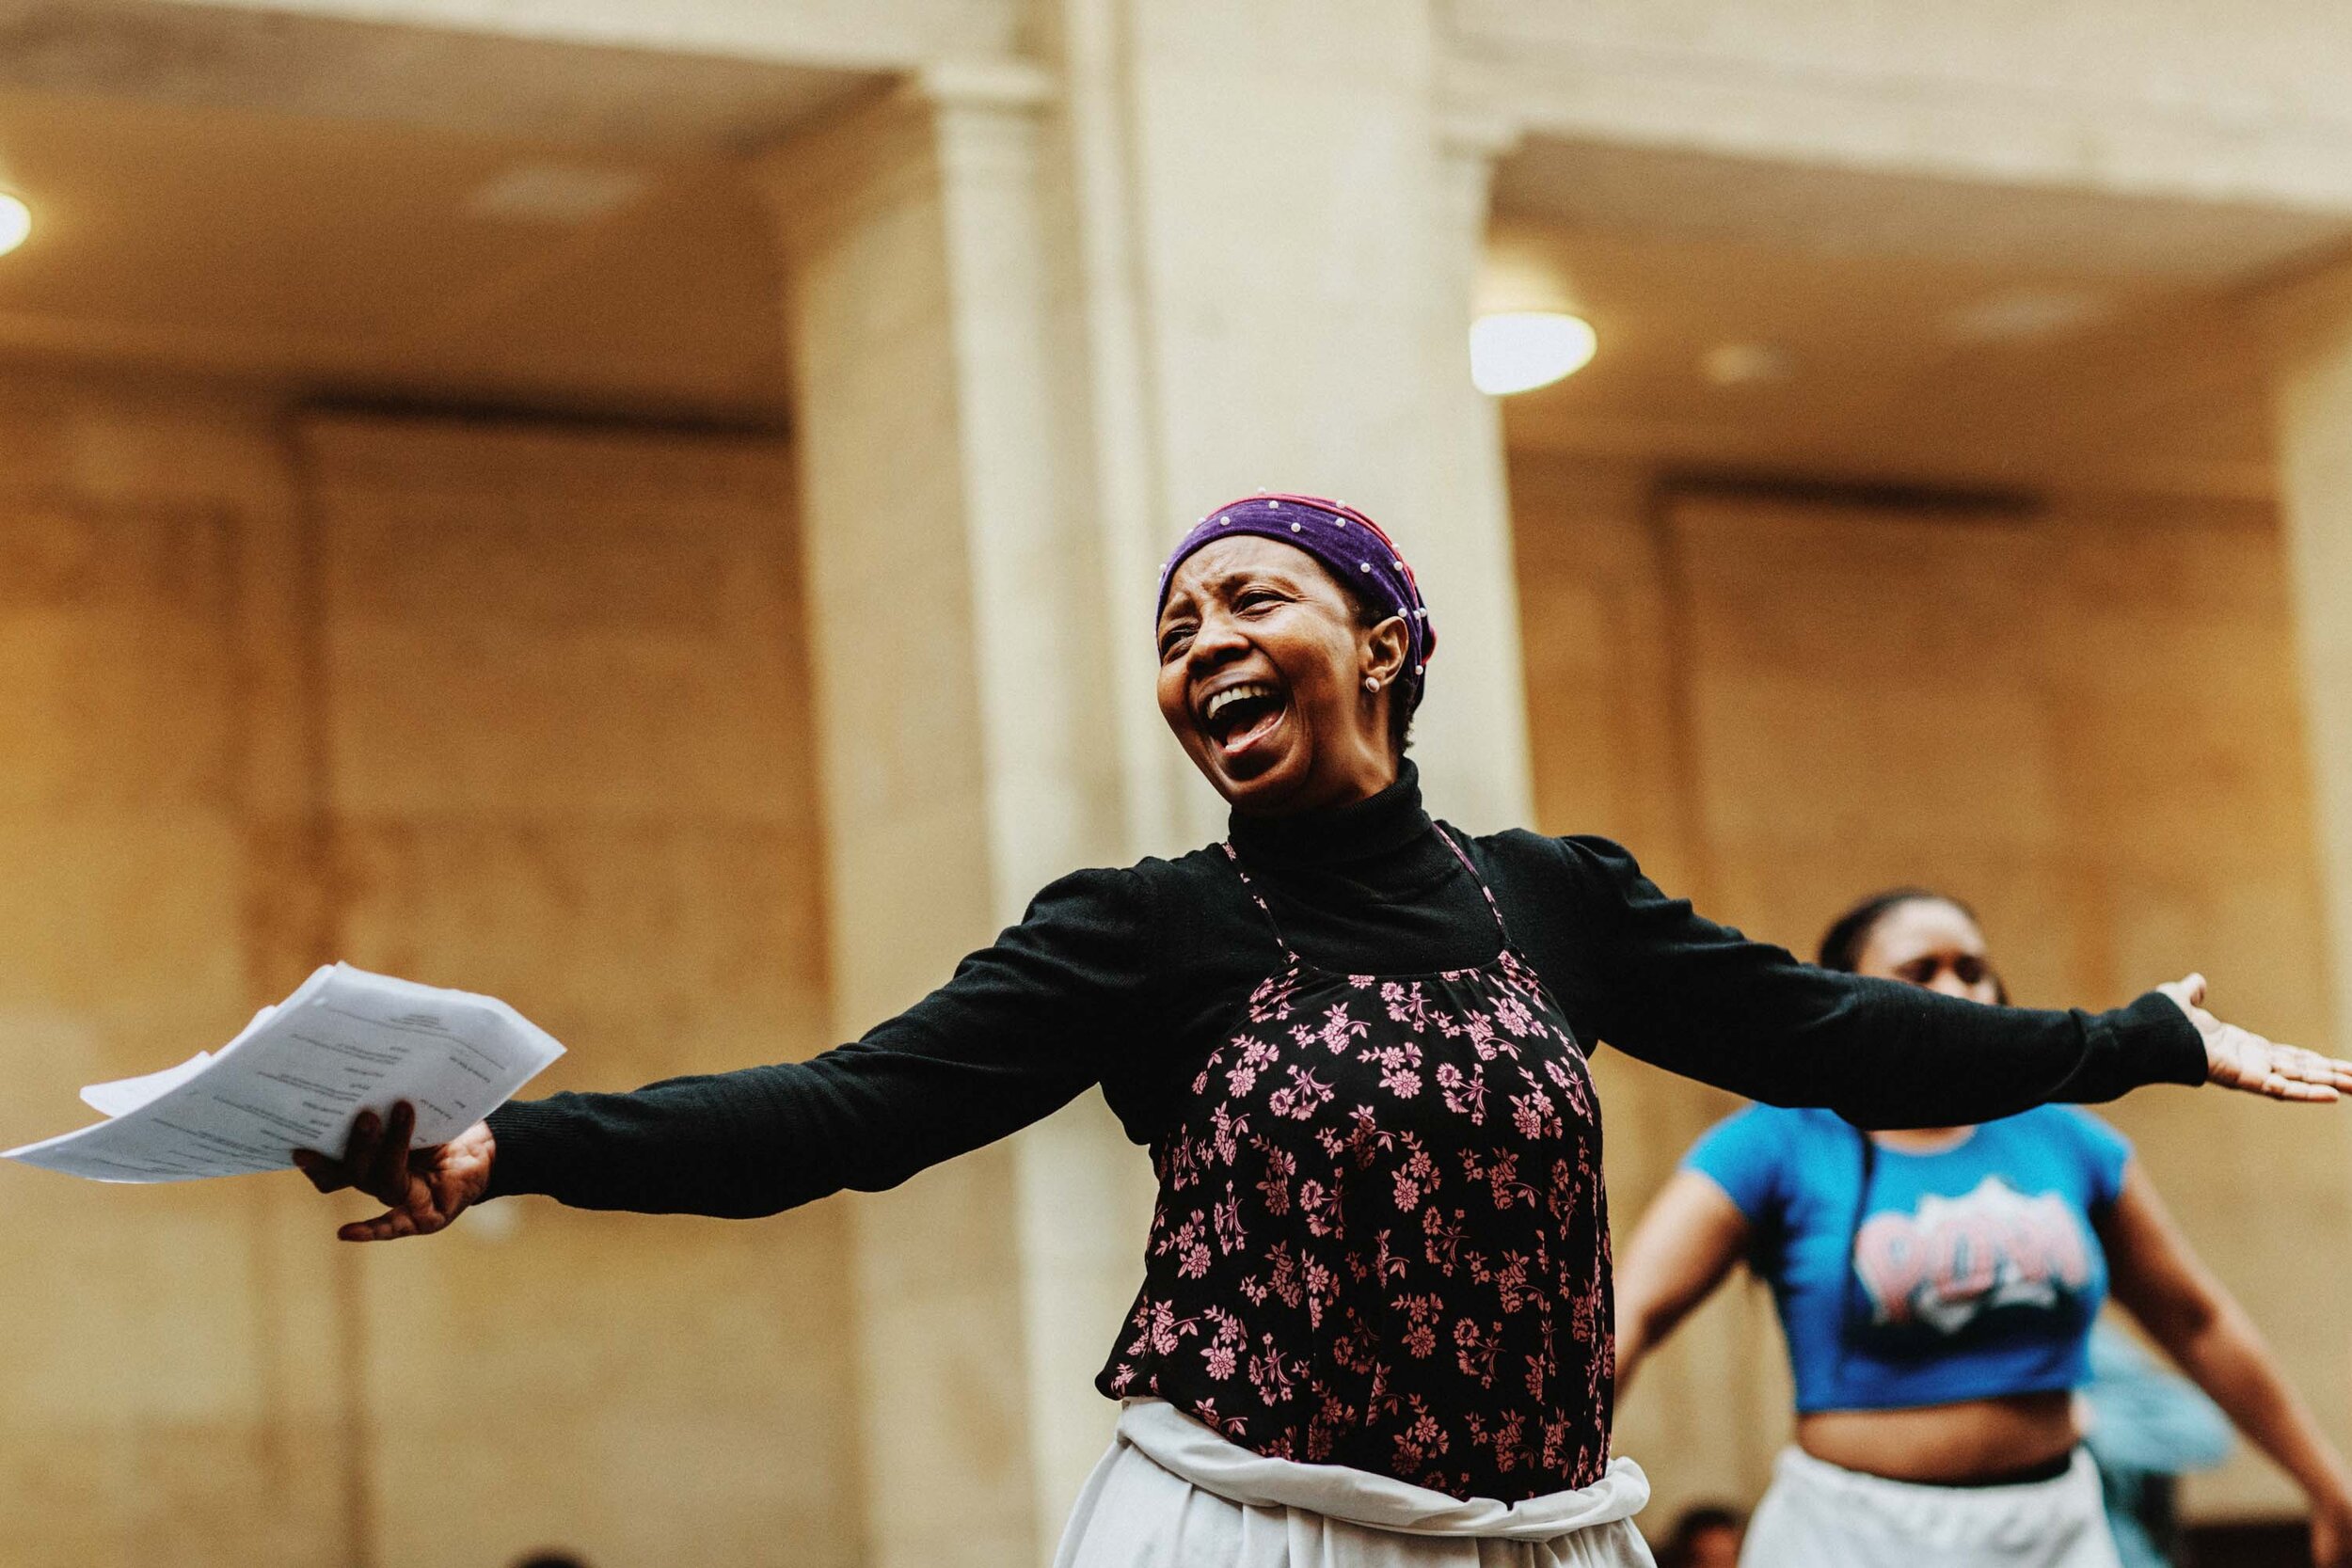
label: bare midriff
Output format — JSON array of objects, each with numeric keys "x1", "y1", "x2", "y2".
[{"x1": 1797, "y1": 1391, "x2": 2078, "y2": 1483}]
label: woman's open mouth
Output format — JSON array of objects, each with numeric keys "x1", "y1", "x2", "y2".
[{"x1": 1200, "y1": 680, "x2": 1288, "y2": 759}]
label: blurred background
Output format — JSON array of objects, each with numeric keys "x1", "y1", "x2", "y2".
[{"x1": 2, "y1": 2, "x2": 2350, "y2": 1564}]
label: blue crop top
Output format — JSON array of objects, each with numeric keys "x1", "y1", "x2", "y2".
[{"x1": 1683, "y1": 1104, "x2": 2131, "y2": 1414}]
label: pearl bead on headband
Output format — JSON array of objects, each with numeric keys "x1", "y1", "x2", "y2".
[{"x1": 1155, "y1": 492, "x2": 1437, "y2": 710}]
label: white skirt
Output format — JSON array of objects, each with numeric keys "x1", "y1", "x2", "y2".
[
  {"x1": 1740, "y1": 1447, "x2": 2122, "y2": 1568},
  {"x1": 1053, "y1": 1400, "x2": 1657, "y2": 1568}
]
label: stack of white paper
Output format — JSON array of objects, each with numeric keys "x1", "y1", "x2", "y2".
[{"x1": 5, "y1": 963, "x2": 564, "y2": 1183}]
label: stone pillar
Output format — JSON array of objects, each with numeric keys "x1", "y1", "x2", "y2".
[
  {"x1": 2275, "y1": 267, "x2": 2352, "y2": 1049},
  {"x1": 761, "y1": 67, "x2": 1125, "y2": 1568},
  {"x1": 1424, "y1": 109, "x2": 1538, "y2": 832},
  {"x1": 2267, "y1": 284, "x2": 2352, "y2": 1522},
  {"x1": 1095, "y1": 0, "x2": 1535, "y2": 832}
]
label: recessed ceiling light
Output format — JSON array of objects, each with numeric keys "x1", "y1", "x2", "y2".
[
  {"x1": 467, "y1": 164, "x2": 648, "y2": 225},
  {"x1": 1946, "y1": 289, "x2": 2106, "y2": 343},
  {"x1": 1701, "y1": 341, "x2": 1795, "y2": 387},
  {"x1": 1470, "y1": 312, "x2": 1597, "y2": 395},
  {"x1": 0, "y1": 193, "x2": 29, "y2": 258}
]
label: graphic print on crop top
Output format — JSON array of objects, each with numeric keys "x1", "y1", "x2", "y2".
[
  {"x1": 1853, "y1": 1172, "x2": 2094, "y2": 1336},
  {"x1": 1097, "y1": 828, "x2": 1613, "y2": 1503},
  {"x1": 1683, "y1": 1104, "x2": 2129, "y2": 1414}
]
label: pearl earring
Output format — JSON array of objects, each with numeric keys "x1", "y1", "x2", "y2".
[{"x1": 1363, "y1": 676, "x2": 1381, "y2": 693}]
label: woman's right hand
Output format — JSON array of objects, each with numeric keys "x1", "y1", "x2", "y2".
[{"x1": 292, "y1": 1101, "x2": 496, "y2": 1242}]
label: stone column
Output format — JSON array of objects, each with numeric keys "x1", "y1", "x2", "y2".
[
  {"x1": 761, "y1": 64, "x2": 1133, "y2": 1568},
  {"x1": 1100, "y1": 0, "x2": 1535, "y2": 832},
  {"x1": 2275, "y1": 267, "x2": 2352, "y2": 1050},
  {"x1": 1424, "y1": 108, "x2": 1538, "y2": 832},
  {"x1": 2268, "y1": 284, "x2": 2352, "y2": 1522}
]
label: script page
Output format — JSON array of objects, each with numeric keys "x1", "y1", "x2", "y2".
[{"x1": 5, "y1": 964, "x2": 564, "y2": 1183}]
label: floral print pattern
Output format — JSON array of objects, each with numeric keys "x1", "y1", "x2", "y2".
[{"x1": 1099, "y1": 832, "x2": 1613, "y2": 1503}]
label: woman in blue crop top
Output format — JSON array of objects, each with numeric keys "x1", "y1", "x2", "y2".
[{"x1": 1614, "y1": 890, "x2": 2352, "y2": 1568}]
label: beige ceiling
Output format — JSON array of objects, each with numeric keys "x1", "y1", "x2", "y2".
[
  {"x1": 0, "y1": 87, "x2": 810, "y2": 417},
  {"x1": 1496, "y1": 135, "x2": 2352, "y2": 285},
  {"x1": 1490, "y1": 137, "x2": 2352, "y2": 499},
  {"x1": 0, "y1": 6, "x2": 882, "y2": 420},
  {"x1": 0, "y1": 1, "x2": 883, "y2": 147},
  {"x1": 0, "y1": 20, "x2": 2341, "y2": 494}
]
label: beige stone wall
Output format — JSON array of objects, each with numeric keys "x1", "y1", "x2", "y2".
[
  {"x1": 0, "y1": 382, "x2": 861, "y2": 1566},
  {"x1": 2275, "y1": 273, "x2": 2352, "y2": 1152},
  {"x1": 0, "y1": 375, "x2": 350, "y2": 1567},
  {"x1": 1513, "y1": 452, "x2": 2352, "y2": 1523},
  {"x1": 1449, "y1": 0, "x2": 2352, "y2": 209}
]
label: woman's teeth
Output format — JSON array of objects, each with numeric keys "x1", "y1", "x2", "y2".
[{"x1": 1203, "y1": 683, "x2": 1278, "y2": 724}]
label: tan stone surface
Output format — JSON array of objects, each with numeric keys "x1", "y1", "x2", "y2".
[
  {"x1": 0, "y1": 386, "x2": 872, "y2": 1565},
  {"x1": 766, "y1": 87, "x2": 1052, "y2": 1568},
  {"x1": 1113, "y1": 0, "x2": 1534, "y2": 837},
  {"x1": 2278, "y1": 276, "x2": 2352, "y2": 1068},
  {"x1": 0, "y1": 382, "x2": 352, "y2": 1566},
  {"x1": 1453, "y1": 0, "x2": 2352, "y2": 210},
  {"x1": 293, "y1": 413, "x2": 863, "y2": 1568},
  {"x1": 1511, "y1": 456, "x2": 1790, "y2": 1500}
]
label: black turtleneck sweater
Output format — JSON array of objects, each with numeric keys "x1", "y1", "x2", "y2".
[{"x1": 481, "y1": 762, "x2": 2205, "y2": 1215}]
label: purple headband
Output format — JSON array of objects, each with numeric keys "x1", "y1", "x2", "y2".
[{"x1": 1156, "y1": 492, "x2": 1437, "y2": 709}]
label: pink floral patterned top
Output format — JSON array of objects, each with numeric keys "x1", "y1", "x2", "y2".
[{"x1": 1101, "y1": 828, "x2": 1613, "y2": 1502}]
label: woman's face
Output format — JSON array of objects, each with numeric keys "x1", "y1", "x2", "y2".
[
  {"x1": 1155, "y1": 534, "x2": 1407, "y2": 816},
  {"x1": 1854, "y1": 898, "x2": 2003, "y2": 1005}
]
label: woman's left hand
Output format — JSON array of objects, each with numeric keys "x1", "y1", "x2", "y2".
[{"x1": 2160, "y1": 974, "x2": 2352, "y2": 1103}]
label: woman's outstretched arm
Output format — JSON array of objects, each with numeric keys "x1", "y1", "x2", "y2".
[
  {"x1": 1612, "y1": 1170, "x2": 1752, "y2": 1402},
  {"x1": 1551, "y1": 836, "x2": 2351, "y2": 1127},
  {"x1": 294, "y1": 865, "x2": 1153, "y2": 1239},
  {"x1": 2104, "y1": 1164, "x2": 2352, "y2": 1568}
]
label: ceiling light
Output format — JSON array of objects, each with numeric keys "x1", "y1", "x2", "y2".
[
  {"x1": 0, "y1": 193, "x2": 29, "y2": 258},
  {"x1": 1701, "y1": 341, "x2": 1794, "y2": 388},
  {"x1": 467, "y1": 164, "x2": 647, "y2": 225},
  {"x1": 1945, "y1": 289, "x2": 2106, "y2": 343},
  {"x1": 1470, "y1": 312, "x2": 1597, "y2": 395}
]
